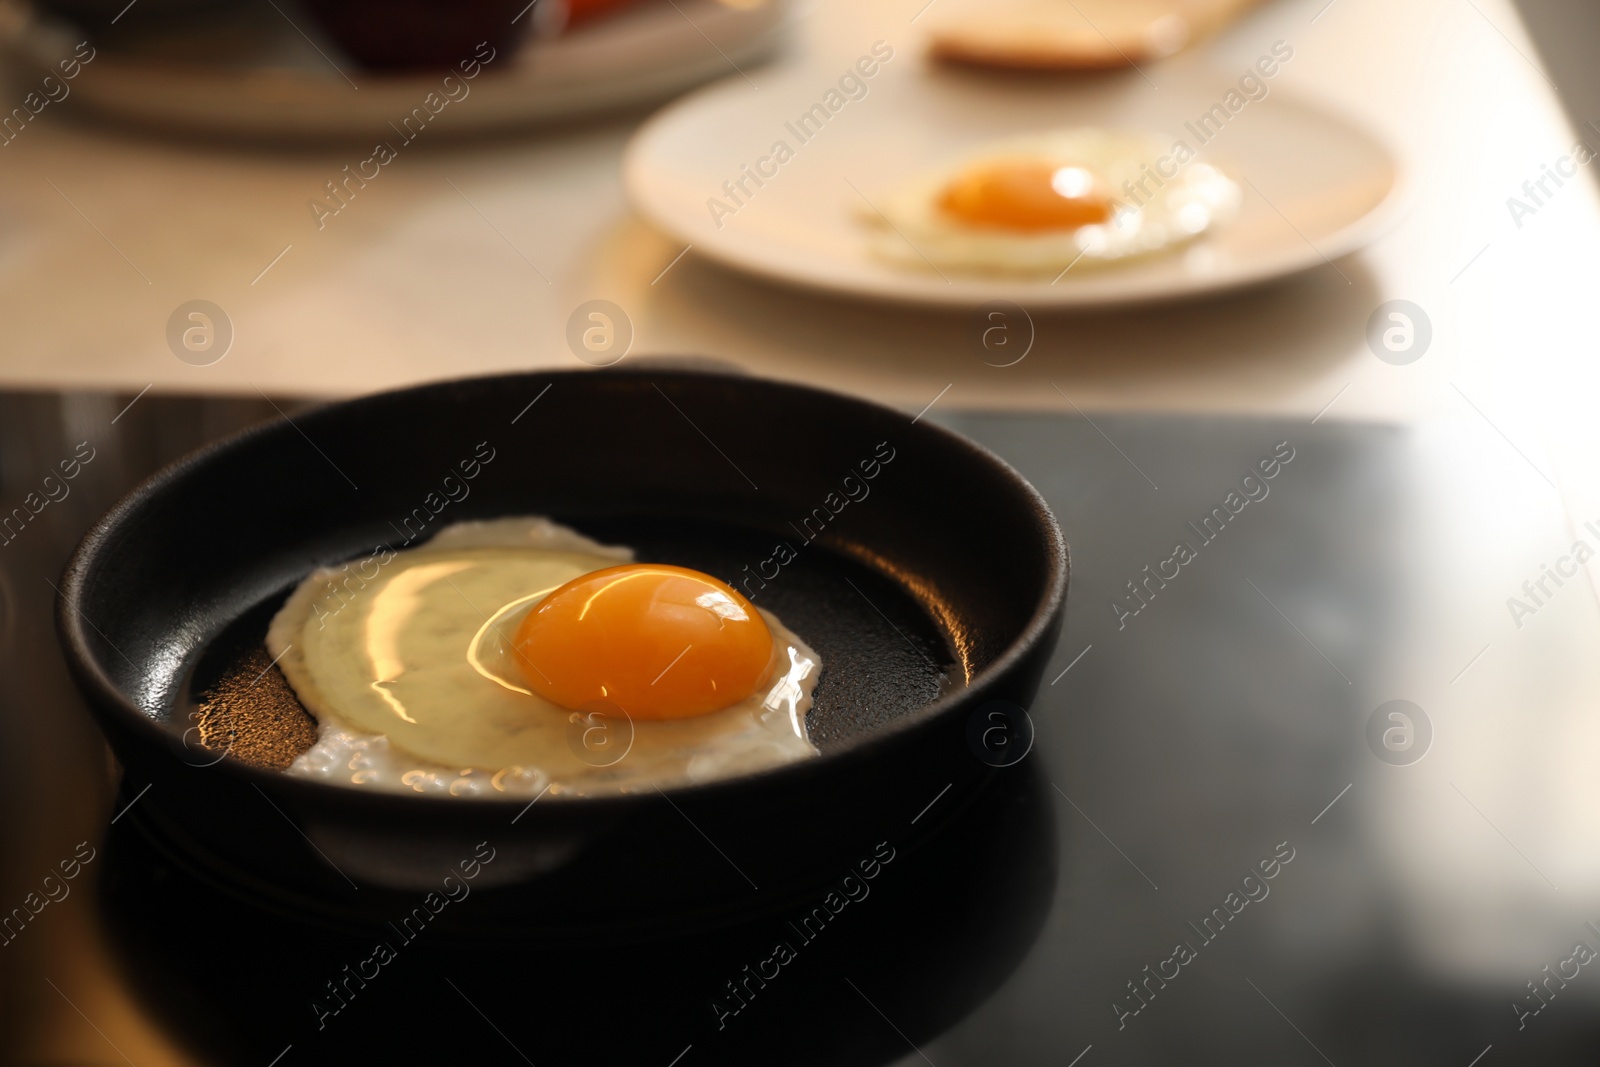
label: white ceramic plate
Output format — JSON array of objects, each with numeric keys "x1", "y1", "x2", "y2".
[
  {"x1": 624, "y1": 58, "x2": 1405, "y2": 308},
  {"x1": 0, "y1": 0, "x2": 787, "y2": 138}
]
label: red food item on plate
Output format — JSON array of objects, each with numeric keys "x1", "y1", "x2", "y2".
[{"x1": 565, "y1": 0, "x2": 649, "y2": 26}]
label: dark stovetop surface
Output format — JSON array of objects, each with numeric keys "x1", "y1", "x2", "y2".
[{"x1": 1, "y1": 388, "x2": 1596, "y2": 1065}]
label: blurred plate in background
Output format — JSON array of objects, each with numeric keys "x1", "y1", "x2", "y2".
[
  {"x1": 624, "y1": 58, "x2": 1404, "y2": 309},
  {"x1": 0, "y1": 0, "x2": 787, "y2": 138}
]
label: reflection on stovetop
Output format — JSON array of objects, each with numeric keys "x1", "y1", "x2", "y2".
[
  {"x1": 100, "y1": 758, "x2": 1054, "y2": 1065},
  {"x1": 3, "y1": 388, "x2": 1600, "y2": 1065},
  {"x1": 0, "y1": 390, "x2": 295, "y2": 1065}
]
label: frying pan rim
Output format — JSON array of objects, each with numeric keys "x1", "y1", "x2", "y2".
[{"x1": 57, "y1": 367, "x2": 1069, "y2": 814}]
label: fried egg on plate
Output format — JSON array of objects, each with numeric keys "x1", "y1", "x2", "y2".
[
  {"x1": 862, "y1": 128, "x2": 1240, "y2": 275},
  {"x1": 267, "y1": 518, "x2": 820, "y2": 797}
]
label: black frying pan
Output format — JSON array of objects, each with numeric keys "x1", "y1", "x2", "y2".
[{"x1": 57, "y1": 369, "x2": 1067, "y2": 944}]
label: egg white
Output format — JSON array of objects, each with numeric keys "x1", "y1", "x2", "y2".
[
  {"x1": 266, "y1": 517, "x2": 821, "y2": 797},
  {"x1": 863, "y1": 127, "x2": 1241, "y2": 275}
]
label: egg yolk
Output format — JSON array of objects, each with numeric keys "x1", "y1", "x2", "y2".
[
  {"x1": 513, "y1": 564, "x2": 775, "y2": 720},
  {"x1": 938, "y1": 158, "x2": 1112, "y2": 232}
]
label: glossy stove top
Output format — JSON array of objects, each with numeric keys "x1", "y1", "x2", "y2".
[{"x1": 1, "y1": 388, "x2": 1595, "y2": 1065}]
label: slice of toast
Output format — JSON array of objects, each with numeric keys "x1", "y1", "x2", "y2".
[{"x1": 925, "y1": 0, "x2": 1262, "y2": 71}]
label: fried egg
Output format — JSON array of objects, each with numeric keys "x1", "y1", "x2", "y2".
[
  {"x1": 862, "y1": 128, "x2": 1240, "y2": 275},
  {"x1": 266, "y1": 518, "x2": 820, "y2": 797}
]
